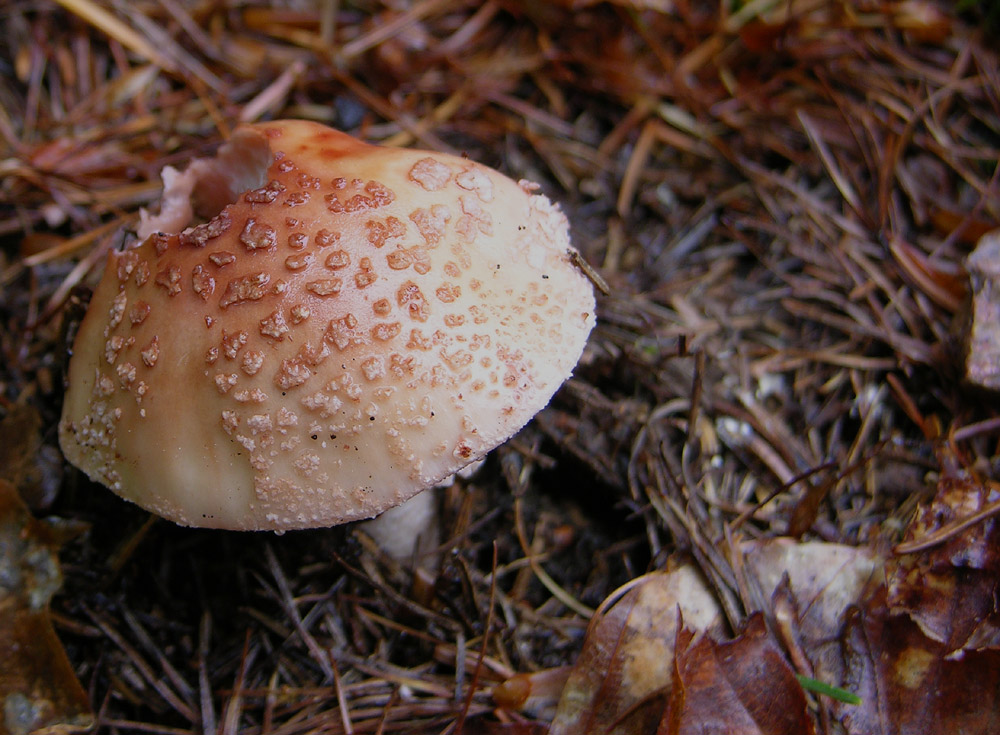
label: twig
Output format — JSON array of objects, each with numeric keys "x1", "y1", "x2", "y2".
[
  {"x1": 451, "y1": 542, "x2": 498, "y2": 735},
  {"x1": 894, "y1": 494, "x2": 1000, "y2": 554}
]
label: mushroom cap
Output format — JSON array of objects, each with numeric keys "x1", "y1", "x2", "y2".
[{"x1": 58, "y1": 120, "x2": 596, "y2": 530}]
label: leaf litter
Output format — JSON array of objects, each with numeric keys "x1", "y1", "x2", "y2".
[
  {"x1": 0, "y1": 478, "x2": 91, "y2": 735},
  {"x1": 2, "y1": 0, "x2": 1000, "y2": 733}
]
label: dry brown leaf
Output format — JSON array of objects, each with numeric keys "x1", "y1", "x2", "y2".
[
  {"x1": 659, "y1": 614, "x2": 816, "y2": 735},
  {"x1": 547, "y1": 544, "x2": 881, "y2": 735},
  {"x1": 549, "y1": 567, "x2": 725, "y2": 735},
  {"x1": 964, "y1": 230, "x2": 1000, "y2": 392},
  {"x1": 889, "y1": 445, "x2": 1000, "y2": 653},
  {"x1": 840, "y1": 588, "x2": 1000, "y2": 735},
  {"x1": 831, "y1": 439, "x2": 1000, "y2": 734},
  {"x1": 0, "y1": 404, "x2": 63, "y2": 510},
  {"x1": 0, "y1": 479, "x2": 92, "y2": 735},
  {"x1": 742, "y1": 539, "x2": 882, "y2": 649}
]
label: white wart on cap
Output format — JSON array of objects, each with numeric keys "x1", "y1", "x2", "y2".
[{"x1": 58, "y1": 120, "x2": 596, "y2": 530}]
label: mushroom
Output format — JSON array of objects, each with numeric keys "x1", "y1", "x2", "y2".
[{"x1": 58, "y1": 119, "x2": 596, "y2": 535}]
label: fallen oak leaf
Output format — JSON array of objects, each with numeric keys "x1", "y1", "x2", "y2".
[
  {"x1": 886, "y1": 550, "x2": 1000, "y2": 656},
  {"x1": 839, "y1": 586, "x2": 1000, "y2": 735},
  {"x1": 888, "y1": 442, "x2": 1000, "y2": 655},
  {"x1": 742, "y1": 539, "x2": 881, "y2": 650},
  {"x1": 828, "y1": 430, "x2": 1000, "y2": 734},
  {"x1": 741, "y1": 538, "x2": 882, "y2": 697},
  {"x1": 548, "y1": 566, "x2": 725, "y2": 735},
  {"x1": 539, "y1": 537, "x2": 994, "y2": 735},
  {"x1": 542, "y1": 544, "x2": 879, "y2": 735},
  {"x1": 545, "y1": 546, "x2": 871, "y2": 735},
  {"x1": 659, "y1": 614, "x2": 816, "y2": 735}
]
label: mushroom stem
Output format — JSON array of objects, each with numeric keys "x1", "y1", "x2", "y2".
[{"x1": 357, "y1": 488, "x2": 440, "y2": 563}]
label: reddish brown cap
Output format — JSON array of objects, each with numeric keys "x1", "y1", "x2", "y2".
[{"x1": 59, "y1": 120, "x2": 596, "y2": 530}]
